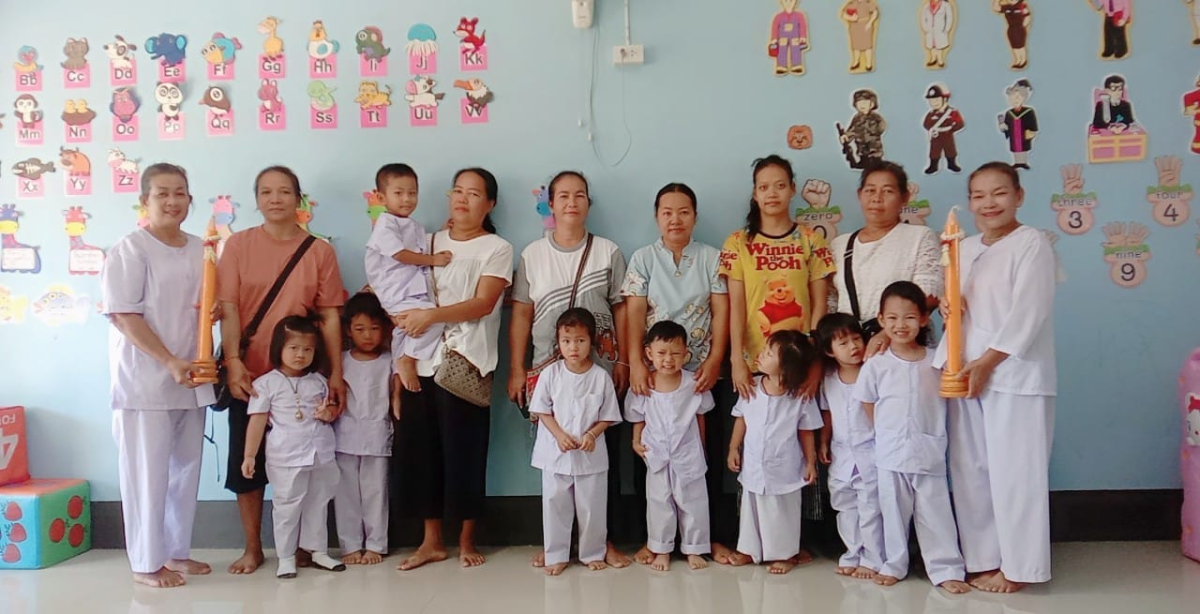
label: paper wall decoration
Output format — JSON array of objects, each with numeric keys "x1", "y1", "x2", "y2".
[
  {"x1": 405, "y1": 76, "x2": 443, "y2": 127},
  {"x1": 308, "y1": 20, "x2": 339, "y2": 78},
  {"x1": 258, "y1": 17, "x2": 286, "y2": 78},
  {"x1": 201, "y1": 32, "x2": 241, "y2": 80},
  {"x1": 1089, "y1": 0, "x2": 1132, "y2": 59},
  {"x1": 60, "y1": 38, "x2": 90, "y2": 88},
  {"x1": 12, "y1": 95, "x2": 44, "y2": 147},
  {"x1": 993, "y1": 0, "x2": 1031, "y2": 70},
  {"x1": 1043, "y1": 229, "x2": 1067, "y2": 283},
  {"x1": 356, "y1": 26, "x2": 391, "y2": 76},
  {"x1": 11, "y1": 158, "x2": 54, "y2": 199},
  {"x1": 355, "y1": 81, "x2": 392, "y2": 128},
  {"x1": 901, "y1": 182, "x2": 932, "y2": 225},
  {"x1": 210, "y1": 195, "x2": 238, "y2": 257},
  {"x1": 456, "y1": 17, "x2": 488, "y2": 71},
  {"x1": 200, "y1": 86, "x2": 233, "y2": 137},
  {"x1": 31, "y1": 285, "x2": 91, "y2": 326},
  {"x1": 0, "y1": 205, "x2": 42, "y2": 275},
  {"x1": 1050, "y1": 164, "x2": 1098, "y2": 235},
  {"x1": 407, "y1": 24, "x2": 438, "y2": 75},
  {"x1": 786, "y1": 125, "x2": 813, "y2": 150},
  {"x1": 841, "y1": 0, "x2": 878, "y2": 73},
  {"x1": 103, "y1": 36, "x2": 138, "y2": 86},
  {"x1": 1189, "y1": 0, "x2": 1200, "y2": 45},
  {"x1": 364, "y1": 191, "x2": 386, "y2": 227},
  {"x1": 1146, "y1": 156, "x2": 1193, "y2": 227},
  {"x1": 258, "y1": 79, "x2": 286, "y2": 131},
  {"x1": 769, "y1": 0, "x2": 809, "y2": 76},
  {"x1": 62, "y1": 206, "x2": 104, "y2": 275},
  {"x1": 922, "y1": 83, "x2": 964, "y2": 174},
  {"x1": 918, "y1": 0, "x2": 956, "y2": 69},
  {"x1": 59, "y1": 147, "x2": 92, "y2": 197},
  {"x1": 838, "y1": 89, "x2": 886, "y2": 170},
  {"x1": 794, "y1": 179, "x2": 842, "y2": 240},
  {"x1": 62, "y1": 99, "x2": 96, "y2": 144},
  {"x1": 144, "y1": 33, "x2": 186, "y2": 82},
  {"x1": 454, "y1": 78, "x2": 492, "y2": 124},
  {"x1": 13, "y1": 46, "x2": 43, "y2": 92},
  {"x1": 154, "y1": 82, "x2": 185, "y2": 140},
  {"x1": 534, "y1": 185, "x2": 554, "y2": 231},
  {"x1": 0, "y1": 286, "x2": 31, "y2": 324},
  {"x1": 308, "y1": 81, "x2": 338, "y2": 129},
  {"x1": 297, "y1": 194, "x2": 331, "y2": 241},
  {"x1": 109, "y1": 88, "x2": 140, "y2": 142},
  {"x1": 1088, "y1": 74, "x2": 1146, "y2": 163},
  {"x1": 1101, "y1": 222, "x2": 1149, "y2": 288},
  {"x1": 998, "y1": 79, "x2": 1038, "y2": 170},
  {"x1": 107, "y1": 148, "x2": 140, "y2": 194},
  {"x1": 1183, "y1": 75, "x2": 1200, "y2": 155}
]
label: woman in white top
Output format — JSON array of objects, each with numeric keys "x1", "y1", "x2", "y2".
[
  {"x1": 829, "y1": 160, "x2": 942, "y2": 356},
  {"x1": 101, "y1": 163, "x2": 215, "y2": 588},
  {"x1": 392, "y1": 167, "x2": 513, "y2": 571}
]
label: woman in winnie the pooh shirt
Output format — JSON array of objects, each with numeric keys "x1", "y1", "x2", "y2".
[{"x1": 758, "y1": 276, "x2": 808, "y2": 336}]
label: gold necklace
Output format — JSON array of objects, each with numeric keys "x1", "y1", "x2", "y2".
[{"x1": 284, "y1": 375, "x2": 305, "y2": 421}]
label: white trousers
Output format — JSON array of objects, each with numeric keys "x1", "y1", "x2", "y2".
[
  {"x1": 645, "y1": 468, "x2": 710, "y2": 555},
  {"x1": 829, "y1": 466, "x2": 884, "y2": 571},
  {"x1": 267, "y1": 460, "x2": 340, "y2": 558},
  {"x1": 542, "y1": 470, "x2": 607, "y2": 566},
  {"x1": 949, "y1": 392, "x2": 1054, "y2": 583},
  {"x1": 334, "y1": 453, "x2": 389, "y2": 554},
  {"x1": 877, "y1": 469, "x2": 965, "y2": 586},
  {"x1": 112, "y1": 408, "x2": 205, "y2": 573},
  {"x1": 737, "y1": 489, "x2": 802, "y2": 564},
  {"x1": 391, "y1": 322, "x2": 442, "y2": 363}
]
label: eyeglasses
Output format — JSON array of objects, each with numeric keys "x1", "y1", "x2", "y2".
[{"x1": 447, "y1": 188, "x2": 485, "y2": 200}]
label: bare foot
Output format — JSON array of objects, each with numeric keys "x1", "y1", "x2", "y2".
[
  {"x1": 545, "y1": 562, "x2": 568, "y2": 576},
  {"x1": 397, "y1": 545, "x2": 449, "y2": 571},
  {"x1": 133, "y1": 568, "x2": 186, "y2": 588},
  {"x1": 940, "y1": 580, "x2": 972, "y2": 594},
  {"x1": 460, "y1": 543, "x2": 486, "y2": 568},
  {"x1": 342, "y1": 551, "x2": 364, "y2": 565},
  {"x1": 398, "y1": 357, "x2": 421, "y2": 392},
  {"x1": 296, "y1": 549, "x2": 312, "y2": 568},
  {"x1": 650, "y1": 553, "x2": 670, "y2": 572},
  {"x1": 166, "y1": 558, "x2": 211, "y2": 575},
  {"x1": 605, "y1": 543, "x2": 631, "y2": 569},
  {"x1": 634, "y1": 545, "x2": 655, "y2": 565},
  {"x1": 531, "y1": 551, "x2": 545, "y2": 568},
  {"x1": 587, "y1": 560, "x2": 609, "y2": 571},
  {"x1": 768, "y1": 559, "x2": 797, "y2": 575},
  {"x1": 361, "y1": 550, "x2": 384, "y2": 565},
  {"x1": 687, "y1": 555, "x2": 708, "y2": 570},
  {"x1": 874, "y1": 574, "x2": 900, "y2": 586},
  {"x1": 968, "y1": 569, "x2": 1000, "y2": 590},
  {"x1": 711, "y1": 543, "x2": 736, "y2": 565},
  {"x1": 227, "y1": 550, "x2": 264, "y2": 575},
  {"x1": 727, "y1": 552, "x2": 753, "y2": 567},
  {"x1": 976, "y1": 570, "x2": 1026, "y2": 593},
  {"x1": 794, "y1": 549, "x2": 813, "y2": 565},
  {"x1": 852, "y1": 566, "x2": 878, "y2": 580},
  {"x1": 835, "y1": 566, "x2": 857, "y2": 576}
]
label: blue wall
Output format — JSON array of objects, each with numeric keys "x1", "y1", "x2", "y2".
[{"x1": 1, "y1": 1, "x2": 1196, "y2": 501}]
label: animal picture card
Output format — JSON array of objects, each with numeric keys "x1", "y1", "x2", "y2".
[
  {"x1": 787, "y1": 125, "x2": 813, "y2": 150},
  {"x1": 110, "y1": 87, "x2": 141, "y2": 142},
  {"x1": 202, "y1": 32, "x2": 242, "y2": 81},
  {"x1": 107, "y1": 147, "x2": 140, "y2": 194},
  {"x1": 407, "y1": 24, "x2": 438, "y2": 75},
  {"x1": 105, "y1": 35, "x2": 138, "y2": 86},
  {"x1": 357, "y1": 26, "x2": 391, "y2": 76},
  {"x1": 13, "y1": 46, "x2": 43, "y2": 92},
  {"x1": 1050, "y1": 164, "x2": 1098, "y2": 235},
  {"x1": 12, "y1": 95, "x2": 45, "y2": 147},
  {"x1": 200, "y1": 86, "x2": 234, "y2": 137},
  {"x1": 456, "y1": 17, "x2": 488, "y2": 71},
  {"x1": 61, "y1": 38, "x2": 91, "y2": 88},
  {"x1": 769, "y1": 0, "x2": 809, "y2": 76},
  {"x1": 794, "y1": 179, "x2": 841, "y2": 240},
  {"x1": 308, "y1": 20, "x2": 339, "y2": 78},
  {"x1": 62, "y1": 206, "x2": 104, "y2": 275},
  {"x1": 62, "y1": 99, "x2": 97, "y2": 144},
  {"x1": 405, "y1": 76, "x2": 443, "y2": 127},
  {"x1": 31, "y1": 284, "x2": 92, "y2": 326},
  {"x1": 258, "y1": 17, "x2": 286, "y2": 78},
  {"x1": 258, "y1": 79, "x2": 286, "y2": 131},
  {"x1": 0, "y1": 286, "x2": 31, "y2": 323},
  {"x1": 840, "y1": 0, "x2": 879, "y2": 74},
  {"x1": 154, "y1": 82, "x2": 185, "y2": 141},
  {"x1": 1146, "y1": 156, "x2": 1193, "y2": 227},
  {"x1": 59, "y1": 147, "x2": 92, "y2": 197},
  {"x1": 993, "y1": 0, "x2": 1031, "y2": 70},
  {"x1": 11, "y1": 157, "x2": 55, "y2": 199},
  {"x1": 454, "y1": 78, "x2": 492, "y2": 124},
  {"x1": 308, "y1": 81, "x2": 338, "y2": 129},
  {"x1": 145, "y1": 33, "x2": 187, "y2": 82},
  {"x1": 355, "y1": 81, "x2": 392, "y2": 128},
  {"x1": 919, "y1": 0, "x2": 957, "y2": 69},
  {"x1": 1101, "y1": 221, "x2": 1150, "y2": 288},
  {"x1": 0, "y1": 205, "x2": 43, "y2": 275}
]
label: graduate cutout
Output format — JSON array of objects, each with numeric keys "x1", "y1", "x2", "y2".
[
  {"x1": 107, "y1": 148, "x2": 140, "y2": 194},
  {"x1": 1088, "y1": 74, "x2": 1146, "y2": 163},
  {"x1": 63, "y1": 206, "x2": 104, "y2": 275},
  {"x1": 841, "y1": 0, "x2": 879, "y2": 73},
  {"x1": 0, "y1": 286, "x2": 31, "y2": 324},
  {"x1": 13, "y1": 95, "x2": 45, "y2": 146},
  {"x1": 901, "y1": 182, "x2": 932, "y2": 225},
  {"x1": 405, "y1": 76, "x2": 444, "y2": 127},
  {"x1": 258, "y1": 16, "x2": 286, "y2": 78},
  {"x1": 62, "y1": 99, "x2": 96, "y2": 143},
  {"x1": 1101, "y1": 222, "x2": 1150, "y2": 288},
  {"x1": 13, "y1": 46, "x2": 43, "y2": 92},
  {"x1": 1188, "y1": 0, "x2": 1200, "y2": 45},
  {"x1": 769, "y1": 0, "x2": 809, "y2": 76},
  {"x1": 456, "y1": 17, "x2": 488, "y2": 71},
  {"x1": 144, "y1": 33, "x2": 187, "y2": 82},
  {"x1": 1090, "y1": 0, "x2": 1131, "y2": 59},
  {"x1": 12, "y1": 157, "x2": 55, "y2": 199},
  {"x1": 199, "y1": 85, "x2": 234, "y2": 137},
  {"x1": 31, "y1": 285, "x2": 92, "y2": 326},
  {"x1": 993, "y1": 0, "x2": 1031, "y2": 70},
  {"x1": 838, "y1": 89, "x2": 886, "y2": 170},
  {"x1": 786, "y1": 125, "x2": 813, "y2": 150},
  {"x1": 454, "y1": 78, "x2": 492, "y2": 124},
  {"x1": 104, "y1": 35, "x2": 138, "y2": 86},
  {"x1": 998, "y1": 79, "x2": 1038, "y2": 170},
  {"x1": 201, "y1": 32, "x2": 241, "y2": 80},
  {"x1": 154, "y1": 82, "x2": 185, "y2": 140},
  {"x1": 0, "y1": 205, "x2": 42, "y2": 274},
  {"x1": 406, "y1": 24, "x2": 438, "y2": 75},
  {"x1": 308, "y1": 81, "x2": 338, "y2": 129},
  {"x1": 794, "y1": 179, "x2": 842, "y2": 240},
  {"x1": 61, "y1": 38, "x2": 90, "y2": 88},
  {"x1": 1051, "y1": 164, "x2": 1098, "y2": 235},
  {"x1": 109, "y1": 87, "x2": 141, "y2": 142},
  {"x1": 1183, "y1": 73, "x2": 1200, "y2": 154},
  {"x1": 918, "y1": 0, "x2": 956, "y2": 69},
  {"x1": 59, "y1": 147, "x2": 92, "y2": 197},
  {"x1": 922, "y1": 83, "x2": 964, "y2": 175},
  {"x1": 258, "y1": 79, "x2": 285, "y2": 131},
  {"x1": 355, "y1": 81, "x2": 392, "y2": 128},
  {"x1": 308, "y1": 20, "x2": 339, "y2": 79},
  {"x1": 356, "y1": 26, "x2": 391, "y2": 76},
  {"x1": 1146, "y1": 156, "x2": 1193, "y2": 227}
]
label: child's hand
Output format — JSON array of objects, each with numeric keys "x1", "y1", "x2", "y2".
[
  {"x1": 555, "y1": 432, "x2": 579, "y2": 453},
  {"x1": 314, "y1": 400, "x2": 335, "y2": 423},
  {"x1": 391, "y1": 313, "x2": 405, "y2": 328},
  {"x1": 632, "y1": 440, "x2": 649, "y2": 459},
  {"x1": 580, "y1": 432, "x2": 597, "y2": 453},
  {"x1": 727, "y1": 449, "x2": 741, "y2": 473},
  {"x1": 803, "y1": 462, "x2": 818, "y2": 485},
  {"x1": 432, "y1": 250, "x2": 453, "y2": 267},
  {"x1": 818, "y1": 442, "x2": 832, "y2": 465},
  {"x1": 241, "y1": 457, "x2": 256, "y2": 480}
]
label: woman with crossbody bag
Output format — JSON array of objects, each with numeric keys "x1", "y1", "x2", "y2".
[{"x1": 217, "y1": 166, "x2": 346, "y2": 575}]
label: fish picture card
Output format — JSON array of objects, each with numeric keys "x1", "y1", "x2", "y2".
[
  {"x1": 308, "y1": 20, "x2": 339, "y2": 78},
  {"x1": 61, "y1": 38, "x2": 91, "y2": 88},
  {"x1": 31, "y1": 284, "x2": 92, "y2": 326},
  {"x1": 11, "y1": 158, "x2": 55, "y2": 199},
  {"x1": 0, "y1": 286, "x2": 31, "y2": 323},
  {"x1": 1051, "y1": 164, "x2": 1098, "y2": 235},
  {"x1": 202, "y1": 32, "x2": 242, "y2": 81},
  {"x1": 14, "y1": 46, "x2": 43, "y2": 92},
  {"x1": 456, "y1": 17, "x2": 488, "y2": 71},
  {"x1": 357, "y1": 26, "x2": 391, "y2": 76},
  {"x1": 1146, "y1": 156, "x2": 1193, "y2": 227},
  {"x1": 145, "y1": 33, "x2": 187, "y2": 83},
  {"x1": 62, "y1": 99, "x2": 97, "y2": 144},
  {"x1": 407, "y1": 24, "x2": 438, "y2": 75},
  {"x1": 105, "y1": 35, "x2": 139, "y2": 86},
  {"x1": 308, "y1": 81, "x2": 338, "y2": 129}
]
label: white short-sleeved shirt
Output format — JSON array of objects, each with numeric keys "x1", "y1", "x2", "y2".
[
  {"x1": 853, "y1": 350, "x2": 947, "y2": 476},
  {"x1": 731, "y1": 377, "x2": 824, "y2": 495},
  {"x1": 365, "y1": 213, "x2": 434, "y2": 314},
  {"x1": 828, "y1": 224, "x2": 943, "y2": 321},
  {"x1": 335, "y1": 350, "x2": 393, "y2": 457},
  {"x1": 934, "y1": 225, "x2": 1057, "y2": 396},
  {"x1": 530, "y1": 361, "x2": 623, "y2": 476},
  {"x1": 819, "y1": 371, "x2": 876, "y2": 481},
  {"x1": 101, "y1": 229, "x2": 216, "y2": 410},
  {"x1": 415, "y1": 231, "x2": 514, "y2": 378},
  {"x1": 623, "y1": 372, "x2": 714, "y2": 482},
  {"x1": 248, "y1": 370, "x2": 336, "y2": 467}
]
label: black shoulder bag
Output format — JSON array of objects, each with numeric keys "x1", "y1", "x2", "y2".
[{"x1": 843, "y1": 230, "x2": 883, "y2": 340}]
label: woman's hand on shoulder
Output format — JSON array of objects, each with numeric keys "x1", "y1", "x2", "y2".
[{"x1": 864, "y1": 331, "x2": 891, "y2": 360}]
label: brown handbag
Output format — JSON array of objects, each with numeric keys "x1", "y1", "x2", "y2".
[
  {"x1": 428, "y1": 232, "x2": 494, "y2": 407},
  {"x1": 522, "y1": 234, "x2": 594, "y2": 411}
]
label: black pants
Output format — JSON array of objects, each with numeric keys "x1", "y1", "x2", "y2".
[
  {"x1": 1103, "y1": 17, "x2": 1128, "y2": 58},
  {"x1": 394, "y1": 377, "x2": 490, "y2": 520},
  {"x1": 224, "y1": 397, "x2": 268, "y2": 494},
  {"x1": 705, "y1": 378, "x2": 738, "y2": 546}
]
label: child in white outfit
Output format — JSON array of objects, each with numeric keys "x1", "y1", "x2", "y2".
[
  {"x1": 243, "y1": 316, "x2": 346, "y2": 579},
  {"x1": 625, "y1": 320, "x2": 714, "y2": 572},
  {"x1": 727, "y1": 329, "x2": 824, "y2": 575},
  {"x1": 530, "y1": 308, "x2": 622, "y2": 576},
  {"x1": 333, "y1": 293, "x2": 394, "y2": 565},
  {"x1": 816, "y1": 313, "x2": 884, "y2": 580},
  {"x1": 855, "y1": 281, "x2": 969, "y2": 594}
]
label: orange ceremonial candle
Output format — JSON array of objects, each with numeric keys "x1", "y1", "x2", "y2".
[
  {"x1": 190, "y1": 218, "x2": 219, "y2": 384},
  {"x1": 939, "y1": 208, "x2": 968, "y2": 398}
]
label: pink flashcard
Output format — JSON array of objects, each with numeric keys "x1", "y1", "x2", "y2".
[
  {"x1": 361, "y1": 106, "x2": 388, "y2": 128},
  {"x1": 460, "y1": 45, "x2": 488, "y2": 71},
  {"x1": 112, "y1": 168, "x2": 139, "y2": 193},
  {"x1": 310, "y1": 55, "x2": 337, "y2": 79},
  {"x1": 460, "y1": 98, "x2": 488, "y2": 124},
  {"x1": 409, "y1": 52, "x2": 436, "y2": 75},
  {"x1": 207, "y1": 61, "x2": 235, "y2": 81},
  {"x1": 410, "y1": 104, "x2": 437, "y2": 127},
  {"x1": 259, "y1": 54, "x2": 286, "y2": 79},
  {"x1": 64, "y1": 122, "x2": 93, "y2": 144},
  {"x1": 311, "y1": 105, "x2": 338, "y2": 129},
  {"x1": 360, "y1": 55, "x2": 388, "y2": 77},
  {"x1": 158, "y1": 113, "x2": 185, "y2": 140},
  {"x1": 112, "y1": 116, "x2": 140, "y2": 141},
  {"x1": 64, "y1": 173, "x2": 93, "y2": 197},
  {"x1": 206, "y1": 109, "x2": 234, "y2": 137},
  {"x1": 15, "y1": 121, "x2": 44, "y2": 147},
  {"x1": 158, "y1": 60, "x2": 185, "y2": 83},
  {"x1": 259, "y1": 104, "x2": 286, "y2": 131},
  {"x1": 63, "y1": 64, "x2": 91, "y2": 88},
  {"x1": 14, "y1": 69, "x2": 42, "y2": 92},
  {"x1": 17, "y1": 177, "x2": 44, "y2": 200},
  {"x1": 110, "y1": 60, "x2": 137, "y2": 86}
]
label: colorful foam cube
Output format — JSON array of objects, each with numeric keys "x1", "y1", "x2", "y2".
[
  {"x1": 0, "y1": 479, "x2": 91, "y2": 569},
  {"x1": 0, "y1": 406, "x2": 30, "y2": 487}
]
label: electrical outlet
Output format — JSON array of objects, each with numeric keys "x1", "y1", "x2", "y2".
[{"x1": 613, "y1": 44, "x2": 645, "y2": 65}]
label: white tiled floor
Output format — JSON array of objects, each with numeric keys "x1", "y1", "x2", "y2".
[{"x1": 2, "y1": 542, "x2": 1198, "y2": 613}]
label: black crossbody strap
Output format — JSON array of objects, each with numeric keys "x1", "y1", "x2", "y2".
[
  {"x1": 241, "y1": 235, "x2": 317, "y2": 346},
  {"x1": 844, "y1": 230, "x2": 863, "y2": 322}
]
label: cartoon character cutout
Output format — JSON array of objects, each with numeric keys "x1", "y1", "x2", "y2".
[
  {"x1": 533, "y1": 185, "x2": 554, "y2": 231},
  {"x1": 993, "y1": 0, "x2": 1031, "y2": 70},
  {"x1": 922, "y1": 83, "x2": 965, "y2": 175},
  {"x1": 769, "y1": 0, "x2": 809, "y2": 76},
  {"x1": 0, "y1": 286, "x2": 31, "y2": 324},
  {"x1": 14, "y1": 45, "x2": 42, "y2": 74},
  {"x1": 901, "y1": 182, "x2": 932, "y2": 225},
  {"x1": 109, "y1": 87, "x2": 140, "y2": 124},
  {"x1": 456, "y1": 17, "x2": 488, "y2": 70},
  {"x1": 1188, "y1": 0, "x2": 1200, "y2": 46},
  {"x1": 838, "y1": 89, "x2": 886, "y2": 170},
  {"x1": 155, "y1": 82, "x2": 183, "y2": 121},
  {"x1": 13, "y1": 94, "x2": 43, "y2": 128},
  {"x1": 1146, "y1": 156, "x2": 1193, "y2": 227},
  {"x1": 1101, "y1": 222, "x2": 1150, "y2": 288},
  {"x1": 406, "y1": 24, "x2": 438, "y2": 74},
  {"x1": 308, "y1": 81, "x2": 337, "y2": 111},
  {"x1": 259, "y1": 79, "x2": 283, "y2": 113},
  {"x1": 454, "y1": 78, "x2": 492, "y2": 119},
  {"x1": 841, "y1": 0, "x2": 879, "y2": 73},
  {"x1": 62, "y1": 99, "x2": 97, "y2": 127},
  {"x1": 1183, "y1": 73, "x2": 1200, "y2": 154},
  {"x1": 259, "y1": 17, "x2": 284, "y2": 60},
  {"x1": 787, "y1": 125, "x2": 813, "y2": 150},
  {"x1": 11, "y1": 158, "x2": 56, "y2": 181},
  {"x1": 308, "y1": 21, "x2": 340, "y2": 60},
  {"x1": 919, "y1": 0, "x2": 956, "y2": 69},
  {"x1": 59, "y1": 147, "x2": 92, "y2": 195},
  {"x1": 32, "y1": 285, "x2": 92, "y2": 326},
  {"x1": 1089, "y1": 74, "x2": 1147, "y2": 163},
  {"x1": 1051, "y1": 164, "x2": 1098, "y2": 235},
  {"x1": 365, "y1": 190, "x2": 386, "y2": 227},
  {"x1": 1090, "y1": 0, "x2": 1131, "y2": 59},
  {"x1": 297, "y1": 194, "x2": 331, "y2": 241},
  {"x1": 103, "y1": 35, "x2": 137, "y2": 85},
  {"x1": 1186, "y1": 398, "x2": 1200, "y2": 445},
  {"x1": 0, "y1": 204, "x2": 42, "y2": 274},
  {"x1": 405, "y1": 76, "x2": 444, "y2": 107},
  {"x1": 201, "y1": 32, "x2": 241, "y2": 79},
  {"x1": 794, "y1": 179, "x2": 842, "y2": 240},
  {"x1": 62, "y1": 37, "x2": 90, "y2": 85},
  {"x1": 144, "y1": 33, "x2": 187, "y2": 66},
  {"x1": 355, "y1": 81, "x2": 393, "y2": 110},
  {"x1": 757, "y1": 277, "x2": 806, "y2": 336},
  {"x1": 357, "y1": 27, "x2": 391, "y2": 61},
  {"x1": 998, "y1": 79, "x2": 1038, "y2": 170},
  {"x1": 199, "y1": 85, "x2": 231, "y2": 117},
  {"x1": 210, "y1": 195, "x2": 238, "y2": 256},
  {"x1": 63, "y1": 206, "x2": 104, "y2": 275}
]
